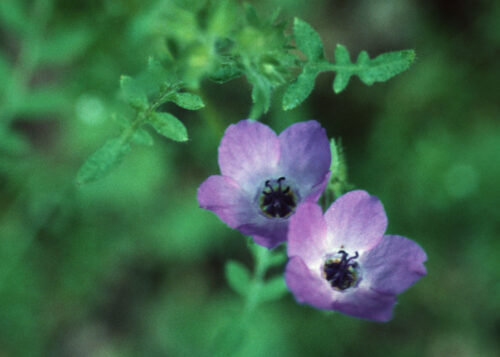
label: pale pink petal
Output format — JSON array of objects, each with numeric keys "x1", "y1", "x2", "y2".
[{"x1": 324, "y1": 190, "x2": 387, "y2": 252}]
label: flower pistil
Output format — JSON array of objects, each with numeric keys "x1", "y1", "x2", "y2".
[
  {"x1": 259, "y1": 176, "x2": 297, "y2": 218},
  {"x1": 322, "y1": 250, "x2": 360, "y2": 291}
]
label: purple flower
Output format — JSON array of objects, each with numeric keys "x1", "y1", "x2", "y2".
[
  {"x1": 197, "y1": 119, "x2": 331, "y2": 249},
  {"x1": 285, "y1": 190, "x2": 427, "y2": 321}
]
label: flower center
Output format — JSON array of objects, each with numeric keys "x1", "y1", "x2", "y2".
[
  {"x1": 259, "y1": 177, "x2": 297, "y2": 218},
  {"x1": 322, "y1": 250, "x2": 360, "y2": 291}
]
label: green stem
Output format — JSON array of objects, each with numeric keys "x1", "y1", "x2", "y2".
[{"x1": 118, "y1": 82, "x2": 181, "y2": 145}]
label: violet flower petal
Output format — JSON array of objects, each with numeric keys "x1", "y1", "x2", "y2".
[
  {"x1": 197, "y1": 175, "x2": 254, "y2": 229},
  {"x1": 303, "y1": 171, "x2": 331, "y2": 203},
  {"x1": 278, "y1": 121, "x2": 331, "y2": 191},
  {"x1": 324, "y1": 190, "x2": 387, "y2": 252},
  {"x1": 239, "y1": 219, "x2": 288, "y2": 249},
  {"x1": 360, "y1": 235, "x2": 427, "y2": 295},
  {"x1": 332, "y1": 288, "x2": 397, "y2": 322},
  {"x1": 218, "y1": 120, "x2": 280, "y2": 188},
  {"x1": 285, "y1": 256, "x2": 334, "y2": 310},
  {"x1": 287, "y1": 202, "x2": 328, "y2": 266}
]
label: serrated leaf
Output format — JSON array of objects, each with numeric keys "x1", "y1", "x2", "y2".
[
  {"x1": 76, "y1": 138, "x2": 131, "y2": 184},
  {"x1": 171, "y1": 92, "x2": 205, "y2": 110},
  {"x1": 356, "y1": 49, "x2": 415, "y2": 85},
  {"x1": 225, "y1": 261, "x2": 251, "y2": 296},
  {"x1": 120, "y1": 75, "x2": 148, "y2": 110},
  {"x1": 131, "y1": 128, "x2": 154, "y2": 146},
  {"x1": 148, "y1": 112, "x2": 188, "y2": 142},
  {"x1": 293, "y1": 18, "x2": 324, "y2": 62},
  {"x1": 333, "y1": 46, "x2": 415, "y2": 92},
  {"x1": 39, "y1": 25, "x2": 93, "y2": 65},
  {"x1": 258, "y1": 276, "x2": 288, "y2": 303},
  {"x1": 282, "y1": 66, "x2": 317, "y2": 110}
]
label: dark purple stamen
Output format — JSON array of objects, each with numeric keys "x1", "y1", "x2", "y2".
[
  {"x1": 323, "y1": 250, "x2": 360, "y2": 291},
  {"x1": 260, "y1": 176, "x2": 297, "y2": 218}
]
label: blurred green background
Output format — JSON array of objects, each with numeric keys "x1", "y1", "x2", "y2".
[{"x1": 1, "y1": 0, "x2": 499, "y2": 356}]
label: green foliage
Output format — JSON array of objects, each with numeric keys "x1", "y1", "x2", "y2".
[
  {"x1": 131, "y1": 128, "x2": 154, "y2": 147},
  {"x1": 170, "y1": 92, "x2": 205, "y2": 110},
  {"x1": 225, "y1": 260, "x2": 251, "y2": 296},
  {"x1": 333, "y1": 45, "x2": 416, "y2": 93},
  {"x1": 257, "y1": 275, "x2": 288, "y2": 303},
  {"x1": 148, "y1": 112, "x2": 188, "y2": 142},
  {"x1": 293, "y1": 17, "x2": 324, "y2": 61},
  {"x1": 38, "y1": 24, "x2": 93, "y2": 65},
  {"x1": 323, "y1": 138, "x2": 353, "y2": 205},
  {"x1": 76, "y1": 138, "x2": 131, "y2": 185},
  {"x1": 76, "y1": 3, "x2": 415, "y2": 184},
  {"x1": 120, "y1": 75, "x2": 149, "y2": 110},
  {"x1": 283, "y1": 18, "x2": 416, "y2": 110},
  {"x1": 1, "y1": 0, "x2": 498, "y2": 356}
]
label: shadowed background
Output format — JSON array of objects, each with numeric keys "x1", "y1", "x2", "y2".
[{"x1": 0, "y1": 0, "x2": 498, "y2": 356}]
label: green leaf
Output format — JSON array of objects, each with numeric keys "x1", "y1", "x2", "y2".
[
  {"x1": 333, "y1": 44, "x2": 353, "y2": 93},
  {"x1": 248, "y1": 70, "x2": 272, "y2": 119},
  {"x1": 258, "y1": 276, "x2": 288, "y2": 303},
  {"x1": 146, "y1": 57, "x2": 175, "y2": 91},
  {"x1": 225, "y1": 260, "x2": 251, "y2": 296},
  {"x1": 268, "y1": 250, "x2": 287, "y2": 267},
  {"x1": 148, "y1": 112, "x2": 188, "y2": 142},
  {"x1": 120, "y1": 75, "x2": 148, "y2": 110},
  {"x1": 333, "y1": 45, "x2": 415, "y2": 93},
  {"x1": 131, "y1": 128, "x2": 154, "y2": 146},
  {"x1": 244, "y1": 3, "x2": 260, "y2": 27},
  {"x1": 39, "y1": 25, "x2": 93, "y2": 65},
  {"x1": 210, "y1": 60, "x2": 243, "y2": 83},
  {"x1": 282, "y1": 66, "x2": 317, "y2": 110},
  {"x1": 356, "y1": 49, "x2": 416, "y2": 85},
  {"x1": 293, "y1": 18, "x2": 324, "y2": 62},
  {"x1": 171, "y1": 92, "x2": 205, "y2": 110},
  {"x1": 76, "y1": 138, "x2": 131, "y2": 184}
]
